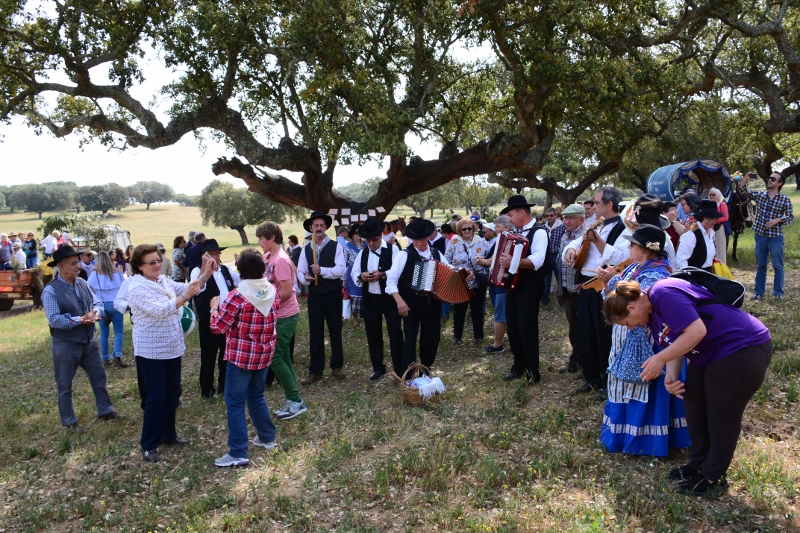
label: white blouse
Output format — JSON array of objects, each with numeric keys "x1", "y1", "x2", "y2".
[{"x1": 127, "y1": 275, "x2": 189, "y2": 360}]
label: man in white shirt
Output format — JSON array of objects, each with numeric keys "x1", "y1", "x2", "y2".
[
  {"x1": 564, "y1": 186, "x2": 631, "y2": 394},
  {"x1": 351, "y1": 218, "x2": 402, "y2": 380},
  {"x1": 496, "y1": 195, "x2": 549, "y2": 384},
  {"x1": 190, "y1": 239, "x2": 241, "y2": 399},
  {"x1": 676, "y1": 200, "x2": 721, "y2": 271},
  {"x1": 297, "y1": 211, "x2": 347, "y2": 384},
  {"x1": 386, "y1": 218, "x2": 456, "y2": 376},
  {"x1": 583, "y1": 200, "x2": 597, "y2": 225}
]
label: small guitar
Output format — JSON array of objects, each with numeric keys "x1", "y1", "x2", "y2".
[
  {"x1": 580, "y1": 258, "x2": 634, "y2": 292},
  {"x1": 573, "y1": 216, "x2": 605, "y2": 272}
]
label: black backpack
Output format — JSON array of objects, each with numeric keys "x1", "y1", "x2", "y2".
[{"x1": 670, "y1": 266, "x2": 746, "y2": 308}]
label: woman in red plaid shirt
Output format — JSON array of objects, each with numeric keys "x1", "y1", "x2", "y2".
[{"x1": 210, "y1": 249, "x2": 280, "y2": 467}]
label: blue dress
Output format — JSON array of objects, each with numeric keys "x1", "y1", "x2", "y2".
[
  {"x1": 599, "y1": 260, "x2": 691, "y2": 456},
  {"x1": 343, "y1": 240, "x2": 364, "y2": 305}
]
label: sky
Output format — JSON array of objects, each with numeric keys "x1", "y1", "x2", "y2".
[{"x1": 0, "y1": 116, "x2": 401, "y2": 195}]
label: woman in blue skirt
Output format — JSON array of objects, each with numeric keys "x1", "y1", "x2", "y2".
[{"x1": 596, "y1": 224, "x2": 690, "y2": 456}]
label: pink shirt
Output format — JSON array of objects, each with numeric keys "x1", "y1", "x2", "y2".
[{"x1": 265, "y1": 248, "x2": 300, "y2": 319}]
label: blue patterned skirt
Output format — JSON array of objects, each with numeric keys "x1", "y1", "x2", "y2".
[{"x1": 599, "y1": 371, "x2": 691, "y2": 457}]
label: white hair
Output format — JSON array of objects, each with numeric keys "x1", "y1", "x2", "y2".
[{"x1": 708, "y1": 187, "x2": 723, "y2": 201}]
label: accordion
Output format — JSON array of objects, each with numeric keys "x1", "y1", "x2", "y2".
[
  {"x1": 411, "y1": 261, "x2": 473, "y2": 304},
  {"x1": 488, "y1": 232, "x2": 530, "y2": 290}
]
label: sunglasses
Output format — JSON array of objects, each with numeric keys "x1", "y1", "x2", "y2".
[
  {"x1": 768, "y1": 176, "x2": 780, "y2": 182},
  {"x1": 143, "y1": 259, "x2": 164, "y2": 267},
  {"x1": 462, "y1": 227, "x2": 475, "y2": 232}
]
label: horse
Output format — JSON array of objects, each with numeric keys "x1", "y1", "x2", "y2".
[
  {"x1": 727, "y1": 180, "x2": 755, "y2": 261},
  {"x1": 387, "y1": 216, "x2": 406, "y2": 236}
]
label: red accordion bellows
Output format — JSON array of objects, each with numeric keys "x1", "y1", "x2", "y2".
[{"x1": 488, "y1": 232, "x2": 530, "y2": 290}]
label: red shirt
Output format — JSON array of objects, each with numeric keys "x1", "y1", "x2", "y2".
[{"x1": 210, "y1": 290, "x2": 277, "y2": 370}]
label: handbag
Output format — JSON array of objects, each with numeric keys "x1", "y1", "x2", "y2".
[{"x1": 711, "y1": 259, "x2": 733, "y2": 280}]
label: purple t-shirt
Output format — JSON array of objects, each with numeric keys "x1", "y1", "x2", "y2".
[{"x1": 647, "y1": 278, "x2": 770, "y2": 367}]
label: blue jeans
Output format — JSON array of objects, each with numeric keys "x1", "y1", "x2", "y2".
[
  {"x1": 139, "y1": 356, "x2": 181, "y2": 451},
  {"x1": 26, "y1": 255, "x2": 39, "y2": 269},
  {"x1": 541, "y1": 255, "x2": 558, "y2": 301},
  {"x1": 224, "y1": 363, "x2": 276, "y2": 459},
  {"x1": 99, "y1": 302, "x2": 124, "y2": 360},
  {"x1": 754, "y1": 234, "x2": 785, "y2": 297}
]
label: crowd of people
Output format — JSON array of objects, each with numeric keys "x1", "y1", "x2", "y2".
[{"x1": 32, "y1": 171, "x2": 792, "y2": 494}]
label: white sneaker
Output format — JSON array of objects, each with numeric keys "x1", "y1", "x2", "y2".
[
  {"x1": 274, "y1": 401, "x2": 292, "y2": 417},
  {"x1": 215, "y1": 454, "x2": 249, "y2": 467},
  {"x1": 275, "y1": 400, "x2": 307, "y2": 420},
  {"x1": 253, "y1": 436, "x2": 278, "y2": 450}
]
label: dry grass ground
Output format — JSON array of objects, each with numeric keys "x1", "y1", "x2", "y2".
[{"x1": 0, "y1": 198, "x2": 798, "y2": 532}]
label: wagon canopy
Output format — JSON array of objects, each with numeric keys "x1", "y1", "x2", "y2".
[{"x1": 646, "y1": 159, "x2": 732, "y2": 201}]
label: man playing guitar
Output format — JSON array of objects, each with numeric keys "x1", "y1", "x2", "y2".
[{"x1": 563, "y1": 186, "x2": 631, "y2": 395}]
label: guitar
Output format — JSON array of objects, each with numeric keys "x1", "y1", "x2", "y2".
[
  {"x1": 580, "y1": 258, "x2": 634, "y2": 292},
  {"x1": 573, "y1": 216, "x2": 605, "y2": 272}
]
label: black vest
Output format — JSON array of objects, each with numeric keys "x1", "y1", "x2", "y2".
[
  {"x1": 48, "y1": 277, "x2": 97, "y2": 343},
  {"x1": 515, "y1": 226, "x2": 550, "y2": 294},
  {"x1": 604, "y1": 216, "x2": 626, "y2": 246},
  {"x1": 687, "y1": 228, "x2": 708, "y2": 269},
  {"x1": 194, "y1": 265, "x2": 236, "y2": 323},
  {"x1": 304, "y1": 240, "x2": 341, "y2": 294},
  {"x1": 360, "y1": 246, "x2": 394, "y2": 294},
  {"x1": 398, "y1": 246, "x2": 442, "y2": 307}
]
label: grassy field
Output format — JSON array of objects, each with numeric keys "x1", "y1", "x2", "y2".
[{"x1": 0, "y1": 197, "x2": 798, "y2": 532}]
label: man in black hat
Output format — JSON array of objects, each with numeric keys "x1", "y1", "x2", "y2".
[
  {"x1": 497, "y1": 195, "x2": 550, "y2": 383},
  {"x1": 297, "y1": 211, "x2": 347, "y2": 384},
  {"x1": 386, "y1": 218, "x2": 457, "y2": 376},
  {"x1": 41, "y1": 246, "x2": 117, "y2": 431},
  {"x1": 190, "y1": 238, "x2": 241, "y2": 399},
  {"x1": 675, "y1": 199, "x2": 723, "y2": 272},
  {"x1": 351, "y1": 218, "x2": 403, "y2": 380},
  {"x1": 563, "y1": 186, "x2": 631, "y2": 394},
  {"x1": 183, "y1": 232, "x2": 206, "y2": 274}
]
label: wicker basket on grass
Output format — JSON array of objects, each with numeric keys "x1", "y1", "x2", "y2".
[{"x1": 399, "y1": 363, "x2": 441, "y2": 407}]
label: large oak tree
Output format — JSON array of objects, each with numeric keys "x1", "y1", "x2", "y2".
[{"x1": 2, "y1": 1, "x2": 778, "y2": 215}]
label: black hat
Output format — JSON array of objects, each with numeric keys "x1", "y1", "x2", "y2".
[
  {"x1": 500, "y1": 195, "x2": 536, "y2": 215},
  {"x1": 201, "y1": 239, "x2": 227, "y2": 252},
  {"x1": 634, "y1": 194, "x2": 670, "y2": 230},
  {"x1": 404, "y1": 218, "x2": 436, "y2": 240},
  {"x1": 303, "y1": 211, "x2": 333, "y2": 232},
  {"x1": 691, "y1": 199, "x2": 724, "y2": 219},
  {"x1": 48, "y1": 246, "x2": 82, "y2": 267},
  {"x1": 622, "y1": 224, "x2": 668, "y2": 257},
  {"x1": 358, "y1": 218, "x2": 384, "y2": 239},
  {"x1": 348, "y1": 223, "x2": 362, "y2": 239}
]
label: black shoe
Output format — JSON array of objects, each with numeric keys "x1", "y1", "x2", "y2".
[
  {"x1": 66, "y1": 422, "x2": 84, "y2": 433},
  {"x1": 576, "y1": 382, "x2": 599, "y2": 393},
  {"x1": 485, "y1": 344, "x2": 504, "y2": 353},
  {"x1": 668, "y1": 464, "x2": 700, "y2": 481},
  {"x1": 503, "y1": 371, "x2": 522, "y2": 381},
  {"x1": 677, "y1": 474, "x2": 729, "y2": 496},
  {"x1": 559, "y1": 364, "x2": 578, "y2": 374},
  {"x1": 143, "y1": 450, "x2": 159, "y2": 463},
  {"x1": 594, "y1": 389, "x2": 608, "y2": 401},
  {"x1": 369, "y1": 369, "x2": 386, "y2": 381},
  {"x1": 750, "y1": 294, "x2": 763, "y2": 301},
  {"x1": 541, "y1": 298, "x2": 551, "y2": 305},
  {"x1": 98, "y1": 411, "x2": 118, "y2": 421},
  {"x1": 163, "y1": 437, "x2": 189, "y2": 446}
]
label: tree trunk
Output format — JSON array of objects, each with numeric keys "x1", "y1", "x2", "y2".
[
  {"x1": 75, "y1": 206, "x2": 81, "y2": 214},
  {"x1": 145, "y1": 202, "x2": 151, "y2": 210},
  {"x1": 37, "y1": 211, "x2": 43, "y2": 219},
  {"x1": 234, "y1": 226, "x2": 249, "y2": 245}
]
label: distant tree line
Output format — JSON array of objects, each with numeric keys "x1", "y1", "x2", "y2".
[{"x1": 0, "y1": 181, "x2": 178, "y2": 218}]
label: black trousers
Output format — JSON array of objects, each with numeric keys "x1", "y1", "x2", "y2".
[
  {"x1": 578, "y1": 285, "x2": 612, "y2": 387},
  {"x1": 198, "y1": 320, "x2": 227, "y2": 397},
  {"x1": 684, "y1": 340, "x2": 772, "y2": 481},
  {"x1": 307, "y1": 290, "x2": 344, "y2": 375},
  {"x1": 401, "y1": 299, "x2": 442, "y2": 377},
  {"x1": 363, "y1": 291, "x2": 404, "y2": 376},
  {"x1": 452, "y1": 282, "x2": 487, "y2": 342},
  {"x1": 505, "y1": 280, "x2": 544, "y2": 380},
  {"x1": 561, "y1": 288, "x2": 581, "y2": 369}
]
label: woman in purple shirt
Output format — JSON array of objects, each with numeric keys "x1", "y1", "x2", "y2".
[{"x1": 603, "y1": 278, "x2": 772, "y2": 496}]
